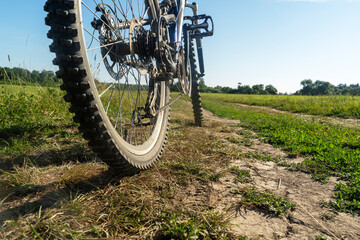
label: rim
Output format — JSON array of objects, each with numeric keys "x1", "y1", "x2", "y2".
[{"x1": 78, "y1": 0, "x2": 167, "y2": 156}]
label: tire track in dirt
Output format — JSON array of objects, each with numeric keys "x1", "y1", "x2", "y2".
[{"x1": 200, "y1": 106, "x2": 360, "y2": 239}]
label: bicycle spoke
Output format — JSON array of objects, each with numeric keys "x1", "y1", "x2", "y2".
[
  {"x1": 127, "y1": 0, "x2": 135, "y2": 18},
  {"x1": 99, "y1": 83, "x2": 115, "y2": 97},
  {"x1": 91, "y1": 45, "x2": 113, "y2": 74},
  {"x1": 79, "y1": 0, "x2": 165, "y2": 146},
  {"x1": 105, "y1": 84, "x2": 116, "y2": 113},
  {"x1": 87, "y1": 39, "x2": 125, "y2": 52}
]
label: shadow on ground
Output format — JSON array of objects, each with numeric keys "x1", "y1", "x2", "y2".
[
  {"x1": 0, "y1": 166, "x2": 124, "y2": 227},
  {"x1": 0, "y1": 143, "x2": 95, "y2": 171}
]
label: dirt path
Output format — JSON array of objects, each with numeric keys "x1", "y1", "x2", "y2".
[
  {"x1": 200, "y1": 107, "x2": 360, "y2": 239},
  {"x1": 235, "y1": 103, "x2": 360, "y2": 129}
]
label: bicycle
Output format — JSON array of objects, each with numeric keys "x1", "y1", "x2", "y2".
[{"x1": 44, "y1": 0, "x2": 214, "y2": 175}]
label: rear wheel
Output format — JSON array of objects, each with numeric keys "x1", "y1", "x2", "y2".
[
  {"x1": 45, "y1": 0, "x2": 170, "y2": 175},
  {"x1": 189, "y1": 40, "x2": 204, "y2": 126}
]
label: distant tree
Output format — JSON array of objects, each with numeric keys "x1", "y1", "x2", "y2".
[
  {"x1": 298, "y1": 79, "x2": 336, "y2": 96},
  {"x1": 237, "y1": 83, "x2": 253, "y2": 94},
  {"x1": 295, "y1": 79, "x2": 360, "y2": 96},
  {"x1": 198, "y1": 81, "x2": 279, "y2": 95},
  {"x1": 199, "y1": 78, "x2": 206, "y2": 92},
  {"x1": 220, "y1": 86, "x2": 234, "y2": 93},
  {"x1": 299, "y1": 79, "x2": 313, "y2": 95},
  {"x1": 265, "y1": 85, "x2": 278, "y2": 95},
  {"x1": 0, "y1": 67, "x2": 60, "y2": 85},
  {"x1": 312, "y1": 80, "x2": 335, "y2": 95},
  {"x1": 252, "y1": 84, "x2": 265, "y2": 95},
  {"x1": 241, "y1": 85, "x2": 253, "y2": 94},
  {"x1": 31, "y1": 70, "x2": 40, "y2": 83}
]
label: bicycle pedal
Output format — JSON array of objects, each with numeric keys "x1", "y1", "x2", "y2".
[{"x1": 184, "y1": 15, "x2": 214, "y2": 38}]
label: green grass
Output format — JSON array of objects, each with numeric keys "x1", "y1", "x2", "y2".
[
  {"x1": 0, "y1": 84, "x2": 47, "y2": 95},
  {"x1": 227, "y1": 136, "x2": 254, "y2": 147},
  {"x1": 230, "y1": 168, "x2": 295, "y2": 216},
  {"x1": 202, "y1": 93, "x2": 360, "y2": 119},
  {"x1": 0, "y1": 84, "x2": 77, "y2": 158},
  {"x1": 157, "y1": 211, "x2": 231, "y2": 239},
  {"x1": 234, "y1": 187, "x2": 296, "y2": 216},
  {"x1": 203, "y1": 99, "x2": 360, "y2": 213},
  {"x1": 314, "y1": 234, "x2": 331, "y2": 240},
  {"x1": 2, "y1": 83, "x2": 358, "y2": 238},
  {"x1": 230, "y1": 166, "x2": 253, "y2": 183},
  {"x1": 0, "y1": 89, "x2": 238, "y2": 239}
]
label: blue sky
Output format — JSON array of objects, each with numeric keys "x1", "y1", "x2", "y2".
[{"x1": 1, "y1": 0, "x2": 360, "y2": 93}]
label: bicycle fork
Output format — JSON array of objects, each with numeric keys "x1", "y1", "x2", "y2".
[{"x1": 184, "y1": 2, "x2": 214, "y2": 77}]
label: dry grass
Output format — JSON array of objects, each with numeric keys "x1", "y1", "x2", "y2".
[{"x1": 0, "y1": 100, "x2": 238, "y2": 239}]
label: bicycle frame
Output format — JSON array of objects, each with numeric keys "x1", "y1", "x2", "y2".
[
  {"x1": 144, "y1": 0, "x2": 213, "y2": 76},
  {"x1": 145, "y1": 0, "x2": 185, "y2": 44}
]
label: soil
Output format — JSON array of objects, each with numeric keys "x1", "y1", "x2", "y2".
[{"x1": 200, "y1": 107, "x2": 360, "y2": 240}]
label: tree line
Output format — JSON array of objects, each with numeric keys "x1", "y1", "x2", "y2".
[
  {"x1": 0, "y1": 67, "x2": 61, "y2": 86},
  {"x1": 199, "y1": 79, "x2": 360, "y2": 96},
  {"x1": 198, "y1": 79, "x2": 278, "y2": 95},
  {"x1": 2, "y1": 66, "x2": 360, "y2": 96},
  {"x1": 294, "y1": 79, "x2": 360, "y2": 96}
]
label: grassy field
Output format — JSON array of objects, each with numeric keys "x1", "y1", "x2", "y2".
[
  {"x1": 1, "y1": 85, "x2": 359, "y2": 238},
  {"x1": 0, "y1": 85, "x2": 240, "y2": 239},
  {"x1": 202, "y1": 97, "x2": 360, "y2": 214},
  {"x1": 0, "y1": 84, "x2": 49, "y2": 94},
  {"x1": 202, "y1": 93, "x2": 360, "y2": 119},
  {"x1": 0, "y1": 85, "x2": 75, "y2": 156}
]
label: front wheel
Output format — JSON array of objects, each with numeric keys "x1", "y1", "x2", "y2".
[{"x1": 45, "y1": 0, "x2": 171, "y2": 175}]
